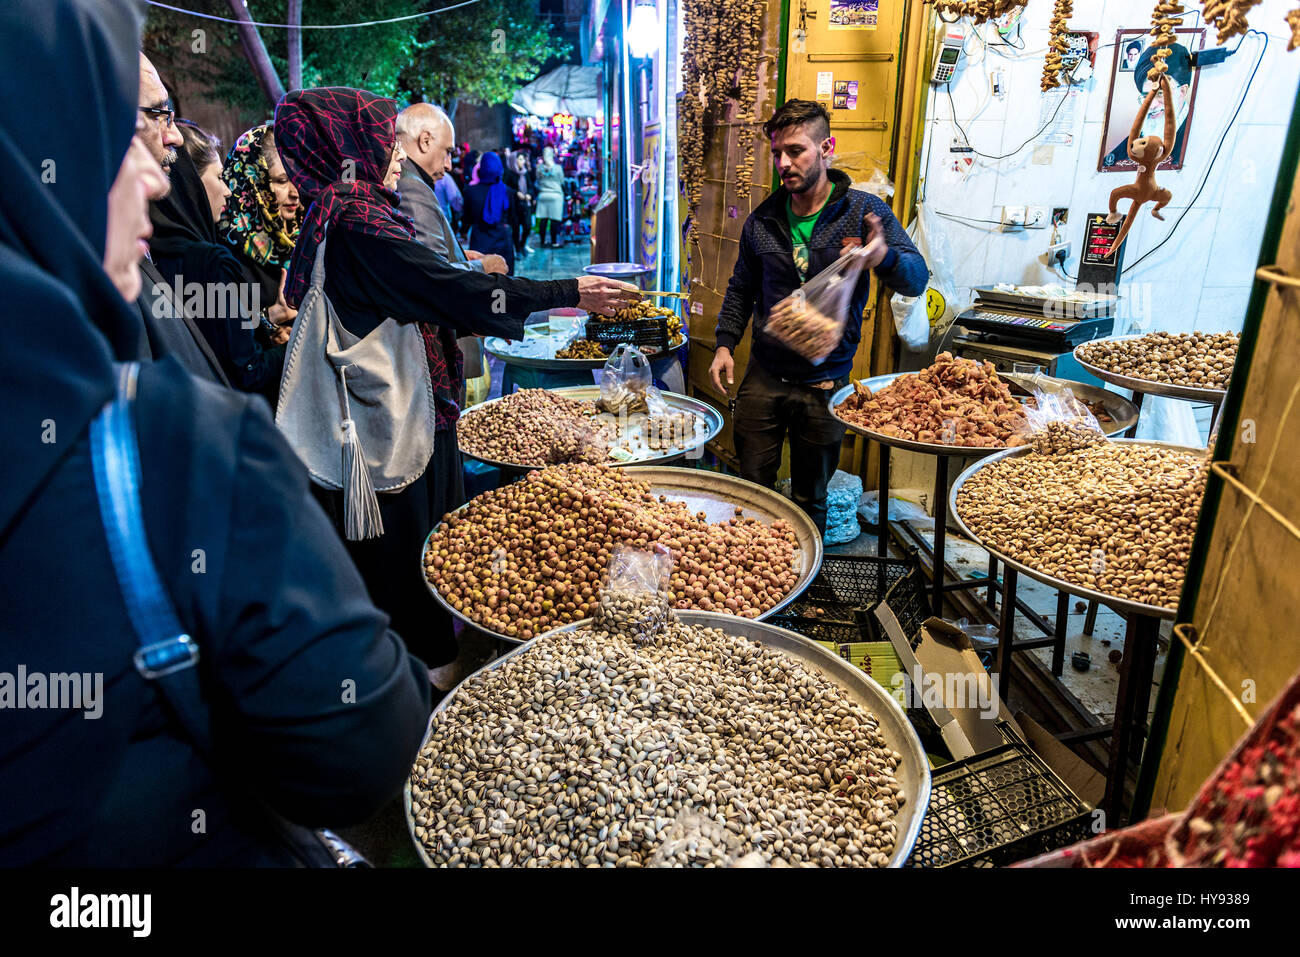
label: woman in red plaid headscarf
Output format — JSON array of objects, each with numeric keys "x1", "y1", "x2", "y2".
[{"x1": 273, "y1": 87, "x2": 635, "y2": 677}]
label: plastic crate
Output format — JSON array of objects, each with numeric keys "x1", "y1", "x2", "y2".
[
  {"x1": 585, "y1": 318, "x2": 670, "y2": 352},
  {"x1": 907, "y1": 738, "x2": 1093, "y2": 868},
  {"x1": 785, "y1": 552, "x2": 925, "y2": 640},
  {"x1": 882, "y1": 559, "x2": 931, "y2": 647},
  {"x1": 768, "y1": 615, "x2": 862, "y2": 645}
]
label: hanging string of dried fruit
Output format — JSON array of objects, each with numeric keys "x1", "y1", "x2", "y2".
[
  {"x1": 1041, "y1": 0, "x2": 1073, "y2": 91},
  {"x1": 1200, "y1": 1, "x2": 1261, "y2": 44},
  {"x1": 1288, "y1": 8, "x2": 1300, "y2": 50},
  {"x1": 1148, "y1": 2, "x2": 1187, "y2": 81},
  {"x1": 679, "y1": 0, "x2": 765, "y2": 247},
  {"x1": 933, "y1": 0, "x2": 1028, "y2": 25}
]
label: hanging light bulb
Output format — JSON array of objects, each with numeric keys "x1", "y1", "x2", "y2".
[{"x1": 627, "y1": 0, "x2": 660, "y2": 59}]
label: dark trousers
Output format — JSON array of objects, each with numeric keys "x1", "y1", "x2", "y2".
[
  {"x1": 536, "y1": 218, "x2": 561, "y2": 245},
  {"x1": 512, "y1": 208, "x2": 533, "y2": 251},
  {"x1": 733, "y1": 362, "x2": 848, "y2": 535},
  {"x1": 311, "y1": 424, "x2": 467, "y2": 668}
]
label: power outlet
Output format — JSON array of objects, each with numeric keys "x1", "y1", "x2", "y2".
[
  {"x1": 1026, "y1": 206, "x2": 1050, "y2": 229},
  {"x1": 1048, "y1": 240, "x2": 1072, "y2": 264},
  {"x1": 1001, "y1": 205, "x2": 1026, "y2": 231}
]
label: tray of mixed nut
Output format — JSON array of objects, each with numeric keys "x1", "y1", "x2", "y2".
[
  {"x1": 457, "y1": 386, "x2": 722, "y2": 470},
  {"x1": 829, "y1": 353, "x2": 1138, "y2": 456}
]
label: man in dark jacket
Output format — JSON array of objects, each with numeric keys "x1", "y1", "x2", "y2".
[{"x1": 711, "y1": 99, "x2": 927, "y2": 533}]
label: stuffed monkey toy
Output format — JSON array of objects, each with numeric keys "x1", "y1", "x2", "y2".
[{"x1": 1105, "y1": 73, "x2": 1176, "y2": 257}]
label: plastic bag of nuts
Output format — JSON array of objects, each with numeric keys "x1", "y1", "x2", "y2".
[
  {"x1": 764, "y1": 244, "x2": 872, "y2": 363},
  {"x1": 600, "y1": 345, "x2": 668, "y2": 415},
  {"x1": 598, "y1": 545, "x2": 674, "y2": 642},
  {"x1": 1021, "y1": 385, "x2": 1106, "y2": 455}
]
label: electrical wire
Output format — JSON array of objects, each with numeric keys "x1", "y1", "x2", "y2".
[
  {"x1": 1122, "y1": 30, "x2": 1267, "y2": 277},
  {"x1": 946, "y1": 61, "x2": 1079, "y2": 162},
  {"x1": 144, "y1": 0, "x2": 480, "y2": 29}
]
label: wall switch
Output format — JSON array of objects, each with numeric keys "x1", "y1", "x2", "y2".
[
  {"x1": 1026, "y1": 206, "x2": 1049, "y2": 229},
  {"x1": 1001, "y1": 205, "x2": 1026, "y2": 231}
]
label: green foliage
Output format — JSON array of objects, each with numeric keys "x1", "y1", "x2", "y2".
[{"x1": 398, "y1": 0, "x2": 571, "y2": 110}]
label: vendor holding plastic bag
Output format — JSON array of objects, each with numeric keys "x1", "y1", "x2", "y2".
[{"x1": 710, "y1": 99, "x2": 927, "y2": 533}]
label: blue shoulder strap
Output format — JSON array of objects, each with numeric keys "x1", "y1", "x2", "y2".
[{"x1": 91, "y1": 362, "x2": 211, "y2": 753}]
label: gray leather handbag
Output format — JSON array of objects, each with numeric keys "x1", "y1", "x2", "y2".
[{"x1": 276, "y1": 232, "x2": 437, "y2": 540}]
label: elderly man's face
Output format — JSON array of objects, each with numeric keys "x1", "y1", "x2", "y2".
[{"x1": 138, "y1": 55, "x2": 182, "y2": 174}]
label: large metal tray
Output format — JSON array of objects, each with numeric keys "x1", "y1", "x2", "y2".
[
  {"x1": 458, "y1": 386, "x2": 722, "y2": 470},
  {"x1": 1072, "y1": 334, "x2": 1230, "y2": 404},
  {"x1": 422, "y1": 467, "x2": 824, "y2": 643},
  {"x1": 948, "y1": 438, "x2": 1206, "y2": 619},
  {"x1": 405, "y1": 611, "x2": 931, "y2": 868},
  {"x1": 484, "y1": 333, "x2": 685, "y2": 371},
  {"x1": 829, "y1": 371, "x2": 1140, "y2": 457}
]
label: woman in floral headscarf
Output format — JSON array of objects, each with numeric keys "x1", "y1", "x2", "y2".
[{"x1": 218, "y1": 125, "x2": 301, "y2": 335}]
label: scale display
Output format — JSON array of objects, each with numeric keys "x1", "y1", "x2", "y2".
[{"x1": 1078, "y1": 212, "x2": 1126, "y2": 289}]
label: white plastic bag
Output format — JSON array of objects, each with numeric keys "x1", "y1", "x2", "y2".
[
  {"x1": 600, "y1": 344, "x2": 667, "y2": 415},
  {"x1": 890, "y1": 202, "x2": 962, "y2": 351}
]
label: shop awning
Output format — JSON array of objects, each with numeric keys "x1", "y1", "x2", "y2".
[{"x1": 510, "y1": 64, "x2": 602, "y2": 119}]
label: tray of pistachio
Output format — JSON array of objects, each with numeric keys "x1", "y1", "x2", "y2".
[
  {"x1": 405, "y1": 609, "x2": 930, "y2": 868},
  {"x1": 457, "y1": 386, "x2": 722, "y2": 470}
]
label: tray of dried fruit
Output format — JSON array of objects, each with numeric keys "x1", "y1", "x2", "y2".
[
  {"x1": 405, "y1": 611, "x2": 931, "y2": 868},
  {"x1": 1072, "y1": 333, "x2": 1235, "y2": 404},
  {"x1": 484, "y1": 303, "x2": 686, "y2": 371},
  {"x1": 829, "y1": 362, "x2": 1139, "y2": 457},
  {"x1": 948, "y1": 438, "x2": 1207, "y2": 618},
  {"x1": 457, "y1": 386, "x2": 723, "y2": 471},
  {"x1": 421, "y1": 466, "x2": 824, "y2": 644}
]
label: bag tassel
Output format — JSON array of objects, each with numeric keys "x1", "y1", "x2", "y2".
[{"x1": 338, "y1": 365, "x2": 383, "y2": 541}]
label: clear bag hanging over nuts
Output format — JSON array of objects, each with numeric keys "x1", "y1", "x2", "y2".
[
  {"x1": 597, "y1": 545, "x2": 674, "y2": 642},
  {"x1": 1020, "y1": 383, "x2": 1106, "y2": 455}
]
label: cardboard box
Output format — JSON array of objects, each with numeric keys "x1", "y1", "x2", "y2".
[{"x1": 874, "y1": 606, "x2": 1021, "y2": 759}]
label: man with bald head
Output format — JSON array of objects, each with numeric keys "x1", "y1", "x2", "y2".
[{"x1": 396, "y1": 102, "x2": 505, "y2": 275}]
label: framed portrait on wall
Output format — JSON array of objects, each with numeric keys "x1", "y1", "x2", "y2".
[{"x1": 1098, "y1": 27, "x2": 1205, "y2": 173}]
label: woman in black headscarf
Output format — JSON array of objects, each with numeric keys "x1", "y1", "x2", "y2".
[
  {"x1": 0, "y1": 0, "x2": 430, "y2": 866},
  {"x1": 148, "y1": 122, "x2": 285, "y2": 402}
]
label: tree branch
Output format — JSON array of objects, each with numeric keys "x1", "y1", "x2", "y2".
[{"x1": 225, "y1": 0, "x2": 286, "y2": 107}]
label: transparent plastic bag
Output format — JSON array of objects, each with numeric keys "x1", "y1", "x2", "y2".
[
  {"x1": 765, "y1": 245, "x2": 873, "y2": 364},
  {"x1": 1020, "y1": 384, "x2": 1106, "y2": 454},
  {"x1": 600, "y1": 344, "x2": 667, "y2": 415},
  {"x1": 833, "y1": 150, "x2": 896, "y2": 200},
  {"x1": 597, "y1": 545, "x2": 673, "y2": 642}
]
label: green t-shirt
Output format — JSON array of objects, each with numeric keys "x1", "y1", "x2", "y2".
[{"x1": 786, "y1": 196, "x2": 827, "y2": 282}]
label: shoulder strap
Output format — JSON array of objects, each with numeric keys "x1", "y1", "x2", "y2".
[{"x1": 90, "y1": 362, "x2": 213, "y2": 754}]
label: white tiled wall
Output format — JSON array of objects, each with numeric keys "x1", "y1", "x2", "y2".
[{"x1": 918, "y1": 0, "x2": 1300, "y2": 338}]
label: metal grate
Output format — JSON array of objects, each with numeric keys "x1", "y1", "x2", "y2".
[
  {"x1": 907, "y1": 739, "x2": 1093, "y2": 868},
  {"x1": 785, "y1": 552, "x2": 925, "y2": 640}
]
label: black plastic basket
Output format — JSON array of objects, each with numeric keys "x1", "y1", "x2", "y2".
[
  {"x1": 585, "y1": 318, "x2": 670, "y2": 353},
  {"x1": 906, "y1": 736, "x2": 1093, "y2": 868},
  {"x1": 767, "y1": 615, "x2": 863, "y2": 645},
  {"x1": 882, "y1": 559, "x2": 932, "y2": 648},
  {"x1": 786, "y1": 552, "x2": 925, "y2": 641}
]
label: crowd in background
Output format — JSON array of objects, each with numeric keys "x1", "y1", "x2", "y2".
[{"x1": 437, "y1": 137, "x2": 603, "y2": 271}]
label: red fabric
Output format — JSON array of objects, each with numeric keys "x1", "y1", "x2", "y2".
[{"x1": 274, "y1": 87, "x2": 456, "y2": 416}]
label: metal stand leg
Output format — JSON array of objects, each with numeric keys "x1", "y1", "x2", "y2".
[
  {"x1": 1083, "y1": 600, "x2": 1099, "y2": 636},
  {"x1": 931, "y1": 455, "x2": 950, "y2": 616},
  {"x1": 1052, "y1": 590, "x2": 1069, "y2": 677},
  {"x1": 877, "y1": 444, "x2": 890, "y2": 559},
  {"x1": 986, "y1": 555, "x2": 998, "y2": 612},
  {"x1": 1126, "y1": 391, "x2": 1145, "y2": 438},
  {"x1": 1103, "y1": 613, "x2": 1160, "y2": 824},
  {"x1": 996, "y1": 567, "x2": 1017, "y2": 692}
]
